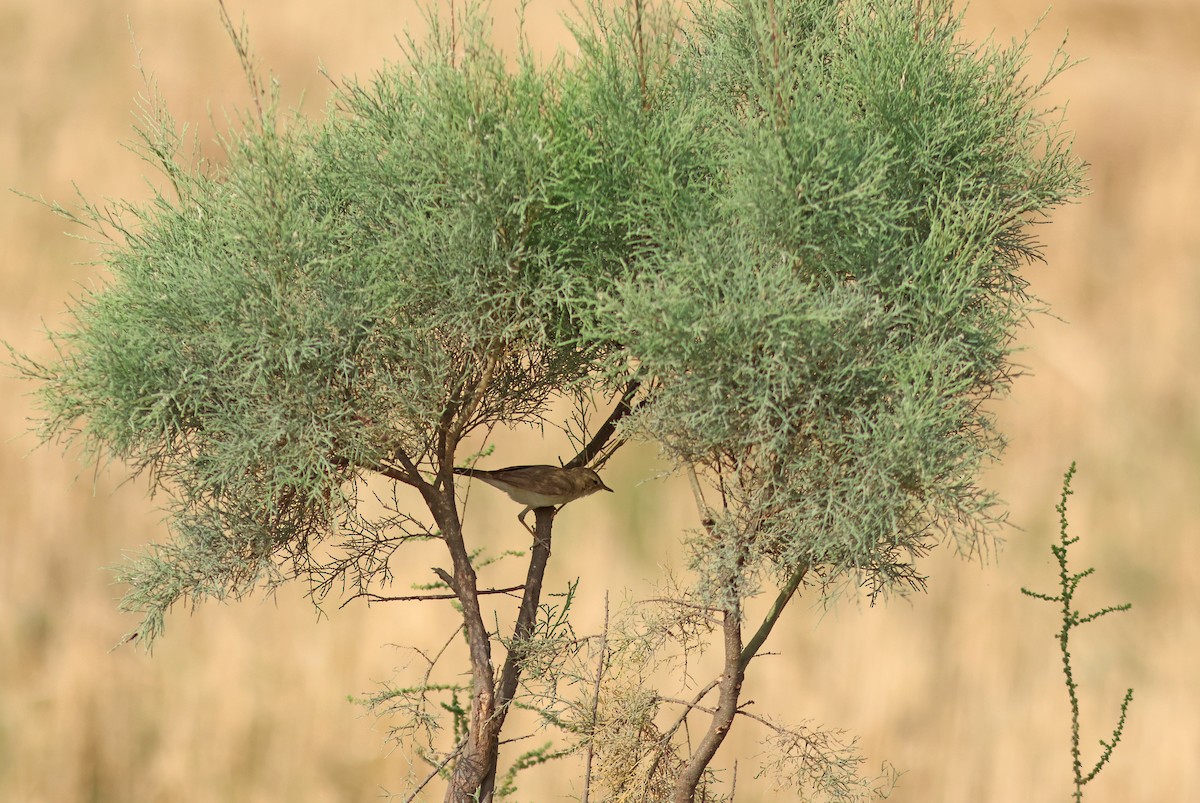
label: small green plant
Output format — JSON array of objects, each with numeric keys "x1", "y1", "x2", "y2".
[{"x1": 1021, "y1": 463, "x2": 1134, "y2": 802}]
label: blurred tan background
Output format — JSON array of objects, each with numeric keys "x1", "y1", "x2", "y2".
[{"x1": 2, "y1": 1, "x2": 1197, "y2": 801}]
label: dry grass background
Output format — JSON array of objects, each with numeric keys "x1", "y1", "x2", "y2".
[{"x1": 2, "y1": 0, "x2": 1197, "y2": 801}]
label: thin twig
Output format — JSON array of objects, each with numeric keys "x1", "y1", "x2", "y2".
[
  {"x1": 684, "y1": 464, "x2": 713, "y2": 528},
  {"x1": 447, "y1": 343, "x2": 501, "y2": 471},
  {"x1": 422, "y1": 625, "x2": 465, "y2": 687},
  {"x1": 639, "y1": 678, "x2": 721, "y2": 801},
  {"x1": 658, "y1": 696, "x2": 719, "y2": 716},
  {"x1": 338, "y1": 585, "x2": 525, "y2": 609},
  {"x1": 656, "y1": 698, "x2": 785, "y2": 733},
  {"x1": 638, "y1": 597, "x2": 723, "y2": 614},
  {"x1": 403, "y1": 738, "x2": 467, "y2": 803},
  {"x1": 331, "y1": 453, "x2": 418, "y2": 488},
  {"x1": 402, "y1": 624, "x2": 466, "y2": 748},
  {"x1": 565, "y1": 380, "x2": 640, "y2": 469},
  {"x1": 582, "y1": 593, "x2": 610, "y2": 803}
]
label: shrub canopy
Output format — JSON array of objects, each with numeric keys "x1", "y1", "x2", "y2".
[{"x1": 24, "y1": 0, "x2": 1082, "y2": 637}]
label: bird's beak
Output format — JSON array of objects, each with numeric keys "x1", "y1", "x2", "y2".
[{"x1": 601, "y1": 482, "x2": 614, "y2": 493}]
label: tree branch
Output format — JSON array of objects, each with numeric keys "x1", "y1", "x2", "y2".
[
  {"x1": 672, "y1": 605, "x2": 744, "y2": 803},
  {"x1": 640, "y1": 678, "x2": 721, "y2": 800},
  {"x1": 581, "y1": 594, "x2": 610, "y2": 803},
  {"x1": 565, "y1": 379, "x2": 640, "y2": 468},
  {"x1": 338, "y1": 584, "x2": 526, "y2": 609},
  {"x1": 479, "y1": 504, "x2": 558, "y2": 802},
  {"x1": 423, "y1": 462, "x2": 496, "y2": 803},
  {"x1": 441, "y1": 377, "x2": 634, "y2": 800},
  {"x1": 404, "y1": 738, "x2": 468, "y2": 803},
  {"x1": 332, "y1": 452, "x2": 419, "y2": 487},
  {"x1": 669, "y1": 462, "x2": 750, "y2": 802},
  {"x1": 739, "y1": 562, "x2": 808, "y2": 672},
  {"x1": 459, "y1": 342, "x2": 501, "y2": 436},
  {"x1": 386, "y1": 447, "x2": 428, "y2": 489},
  {"x1": 638, "y1": 597, "x2": 723, "y2": 614}
]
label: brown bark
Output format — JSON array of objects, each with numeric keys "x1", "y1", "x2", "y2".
[
  {"x1": 422, "y1": 484, "x2": 499, "y2": 803},
  {"x1": 671, "y1": 606, "x2": 744, "y2": 803},
  {"x1": 438, "y1": 385, "x2": 631, "y2": 801},
  {"x1": 477, "y1": 505, "x2": 557, "y2": 801}
]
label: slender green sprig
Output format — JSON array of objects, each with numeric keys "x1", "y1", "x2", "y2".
[{"x1": 1021, "y1": 463, "x2": 1133, "y2": 802}]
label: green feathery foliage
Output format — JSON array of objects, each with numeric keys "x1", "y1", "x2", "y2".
[
  {"x1": 586, "y1": 0, "x2": 1084, "y2": 602},
  {"x1": 14, "y1": 0, "x2": 1084, "y2": 797}
]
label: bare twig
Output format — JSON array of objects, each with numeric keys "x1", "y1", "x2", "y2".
[
  {"x1": 657, "y1": 696, "x2": 719, "y2": 716},
  {"x1": 338, "y1": 585, "x2": 525, "y2": 609},
  {"x1": 446, "y1": 344, "x2": 501, "y2": 477},
  {"x1": 638, "y1": 597, "x2": 723, "y2": 614},
  {"x1": 684, "y1": 464, "x2": 715, "y2": 529},
  {"x1": 582, "y1": 594, "x2": 611, "y2": 803},
  {"x1": 656, "y1": 698, "x2": 806, "y2": 736},
  {"x1": 404, "y1": 738, "x2": 468, "y2": 803},
  {"x1": 331, "y1": 453, "x2": 419, "y2": 488},
  {"x1": 420, "y1": 625, "x2": 465, "y2": 686},
  {"x1": 565, "y1": 380, "x2": 640, "y2": 469},
  {"x1": 640, "y1": 679, "x2": 720, "y2": 801}
]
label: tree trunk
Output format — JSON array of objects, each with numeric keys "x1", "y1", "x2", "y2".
[
  {"x1": 440, "y1": 504, "x2": 557, "y2": 802},
  {"x1": 420, "y1": 487, "x2": 498, "y2": 803},
  {"x1": 672, "y1": 607, "x2": 744, "y2": 802},
  {"x1": 477, "y1": 505, "x2": 557, "y2": 801}
]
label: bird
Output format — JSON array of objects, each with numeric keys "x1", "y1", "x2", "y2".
[{"x1": 452, "y1": 464, "x2": 613, "y2": 531}]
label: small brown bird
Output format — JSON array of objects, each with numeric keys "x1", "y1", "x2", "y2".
[{"x1": 453, "y1": 464, "x2": 613, "y2": 531}]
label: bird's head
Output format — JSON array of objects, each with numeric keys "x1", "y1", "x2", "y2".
[{"x1": 574, "y1": 466, "x2": 614, "y2": 497}]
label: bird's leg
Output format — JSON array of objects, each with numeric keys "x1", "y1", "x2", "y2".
[{"x1": 517, "y1": 506, "x2": 535, "y2": 536}]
